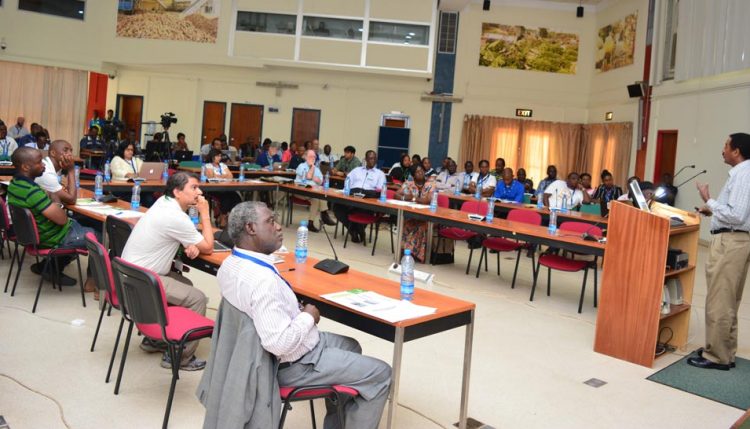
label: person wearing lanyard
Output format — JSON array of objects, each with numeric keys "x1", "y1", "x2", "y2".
[
  {"x1": 493, "y1": 168, "x2": 525, "y2": 203},
  {"x1": 332, "y1": 150, "x2": 386, "y2": 243},
  {"x1": 592, "y1": 170, "x2": 623, "y2": 205},
  {"x1": 110, "y1": 142, "x2": 143, "y2": 181},
  {"x1": 395, "y1": 165, "x2": 435, "y2": 262},
  {"x1": 468, "y1": 159, "x2": 497, "y2": 198},
  {"x1": 0, "y1": 124, "x2": 19, "y2": 161},
  {"x1": 205, "y1": 148, "x2": 241, "y2": 228},
  {"x1": 689, "y1": 133, "x2": 750, "y2": 371},
  {"x1": 216, "y1": 201, "x2": 391, "y2": 428}
]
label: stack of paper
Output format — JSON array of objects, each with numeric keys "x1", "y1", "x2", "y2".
[{"x1": 321, "y1": 289, "x2": 436, "y2": 323}]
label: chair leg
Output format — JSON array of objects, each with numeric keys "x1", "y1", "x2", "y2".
[
  {"x1": 279, "y1": 400, "x2": 292, "y2": 429},
  {"x1": 114, "y1": 321, "x2": 134, "y2": 395},
  {"x1": 10, "y1": 248, "x2": 27, "y2": 296},
  {"x1": 546, "y1": 268, "x2": 551, "y2": 297},
  {"x1": 163, "y1": 344, "x2": 184, "y2": 429},
  {"x1": 76, "y1": 256, "x2": 86, "y2": 308},
  {"x1": 465, "y1": 248, "x2": 474, "y2": 275},
  {"x1": 309, "y1": 400, "x2": 317, "y2": 429},
  {"x1": 593, "y1": 257, "x2": 599, "y2": 308},
  {"x1": 4, "y1": 244, "x2": 18, "y2": 293},
  {"x1": 91, "y1": 305, "x2": 106, "y2": 352},
  {"x1": 32, "y1": 257, "x2": 52, "y2": 313},
  {"x1": 371, "y1": 224, "x2": 379, "y2": 256},
  {"x1": 484, "y1": 248, "x2": 489, "y2": 272},
  {"x1": 106, "y1": 318, "x2": 126, "y2": 383},
  {"x1": 578, "y1": 267, "x2": 589, "y2": 314},
  {"x1": 368, "y1": 223, "x2": 373, "y2": 244},
  {"x1": 511, "y1": 249, "x2": 522, "y2": 289},
  {"x1": 530, "y1": 259, "x2": 541, "y2": 301},
  {"x1": 334, "y1": 221, "x2": 339, "y2": 239},
  {"x1": 475, "y1": 247, "x2": 485, "y2": 278},
  {"x1": 389, "y1": 223, "x2": 394, "y2": 254},
  {"x1": 343, "y1": 226, "x2": 349, "y2": 248},
  {"x1": 496, "y1": 252, "x2": 500, "y2": 276},
  {"x1": 54, "y1": 258, "x2": 62, "y2": 292}
]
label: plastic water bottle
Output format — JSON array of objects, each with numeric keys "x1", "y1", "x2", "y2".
[
  {"x1": 380, "y1": 186, "x2": 387, "y2": 202},
  {"x1": 536, "y1": 190, "x2": 544, "y2": 209},
  {"x1": 453, "y1": 180, "x2": 461, "y2": 196},
  {"x1": 561, "y1": 195, "x2": 569, "y2": 213},
  {"x1": 104, "y1": 160, "x2": 111, "y2": 183},
  {"x1": 400, "y1": 249, "x2": 415, "y2": 301},
  {"x1": 162, "y1": 161, "x2": 169, "y2": 183},
  {"x1": 323, "y1": 171, "x2": 330, "y2": 192},
  {"x1": 74, "y1": 165, "x2": 80, "y2": 189},
  {"x1": 463, "y1": 174, "x2": 470, "y2": 191},
  {"x1": 295, "y1": 220, "x2": 309, "y2": 264},
  {"x1": 130, "y1": 183, "x2": 141, "y2": 210},
  {"x1": 343, "y1": 177, "x2": 350, "y2": 196},
  {"x1": 200, "y1": 164, "x2": 207, "y2": 183},
  {"x1": 94, "y1": 172, "x2": 103, "y2": 201},
  {"x1": 548, "y1": 209, "x2": 558, "y2": 235},
  {"x1": 238, "y1": 164, "x2": 245, "y2": 182},
  {"x1": 430, "y1": 190, "x2": 438, "y2": 212},
  {"x1": 475, "y1": 185, "x2": 481, "y2": 200},
  {"x1": 239, "y1": 149, "x2": 243, "y2": 160},
  {"x1": 486, "y1": 198, "x2": 495, "y2": 223},
  {"x1": 188, "y1": 206, "x2": 199, "y2": 227}
]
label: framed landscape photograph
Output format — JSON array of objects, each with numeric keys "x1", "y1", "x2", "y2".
[
  {"x1": 116, "y1": 0, "x2": 219, "y2": 43},
  {"x1": 479, "y1": 23, "x2": 579, "y2": 74},
  {"x1": 595, "y1": 12, "x2": 638, "y2": 72}
]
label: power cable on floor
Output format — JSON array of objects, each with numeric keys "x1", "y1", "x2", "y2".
[
  {"x1": 0, "y1": 373, "x2": 72, "y2": 429},
  {"x1": 397, "y1": 402, "x2": 450, "y2": 428},
  {"x1": 0, "y1": 304, "x2": 75, "y2": 326}
]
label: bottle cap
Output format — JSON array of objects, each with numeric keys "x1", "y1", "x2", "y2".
[
  {"x1": 404, "y1": 249, "x2": 411, "y2": 255},
  {"x1": 300, "y1": 220, "x2": 308, "y2": 227}
]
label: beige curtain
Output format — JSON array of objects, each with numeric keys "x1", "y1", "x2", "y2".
[
  {"x1": 459, "y1": 115, "x2": 522, "y2": 167},
  {"x1": 581, "y1": 122, "x2": 633, "y2": 187},
  {"x1": 0, "y1": 60, "x2": 88, "y2": 147}
]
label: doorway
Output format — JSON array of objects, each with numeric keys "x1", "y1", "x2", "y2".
[
  {"x1": 201, "y1": 101, "x2": 227, "y2": 145},
  {"x1": 115, "y1": 94, "x2": 143, "y2": 141},
  {"x1": 653, "y1": 130, "x2": 678, "y2": 182},
  {"x1": 291, "y1": 108, "x2": 321, "y2": 147},
  {"x1": 229, "y1": 103, "x2": 263, "y2": 149}
]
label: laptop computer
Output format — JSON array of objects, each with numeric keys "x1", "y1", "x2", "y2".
[
  {"x1": 138, "y1": 162, "x2": 166, "y2": 181},
  {"x1": 174, "y1": 150, "x2": 193, "y2": 162}
]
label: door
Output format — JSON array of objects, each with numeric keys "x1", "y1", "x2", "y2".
[
  {"x1": 653, "y1": 130, "x2": 678, "y2": 182},
  {"x1": 291, "y1": 108, "x2": 321, "y2": 146},
  {"x1": 201, "y1": 101, "x2": 227, "y2": 145},
  {"x1": 229, "y1": 103, "x2": 263, "y2": 149},
  {"x1": 116, "y1": 94, "x2": 144, "y2": 141}
]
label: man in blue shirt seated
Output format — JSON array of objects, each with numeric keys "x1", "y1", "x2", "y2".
[
  {"x1": 332, "y1": 150, "x2": 386, "y2": 243},
  {"x1": 257, "y1": 141, "x2": 281, "y2": 168},
  {"x1": 493, "y1": 168, "x2": 525, "y2": 203}
]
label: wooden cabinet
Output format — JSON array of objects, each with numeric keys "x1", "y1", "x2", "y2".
[{"x1": 594, "y1": 202, "x2": 700, "y2": 367}]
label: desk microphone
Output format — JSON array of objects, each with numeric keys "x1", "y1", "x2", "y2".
[
  {"x1": 675, "y1": 169, "x2": 706, "y2": 188},
  {"x1": 313, "y1": 221, "x2": 350, "y2": 275},
  {"x1": 672, "y1": 164, "x2": 695, "y2": 179}
]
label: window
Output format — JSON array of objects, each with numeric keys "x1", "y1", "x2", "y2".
[
  {"x1": 236, "y1": 12, "x2": 296, "y2": 35},
  {"x1": 369, "y1": 22, "x2": 429, "y2": 46},
  {"x1": 18, "y1": 0, "x2": 85, "y2": 20},
  {"x1": 662, "y1": 0, "x2": 679, "y2": 80},
  {"x1": 302, "y1": 16, "x2": 363, "y2": 40},
  {"x1": 438, "y1": 12, "x2": 457, "y2": 53}
]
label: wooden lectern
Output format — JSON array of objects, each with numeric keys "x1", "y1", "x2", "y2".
[{"x1": 594, "y1": 201, "x2": 700, "y2": 367}]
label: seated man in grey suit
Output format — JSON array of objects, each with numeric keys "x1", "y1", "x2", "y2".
[{"x1": 216, "y1": 201, "x2": 392, "y2": 429}]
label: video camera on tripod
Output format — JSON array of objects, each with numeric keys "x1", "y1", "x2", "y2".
[{"x1": 160, "y1": 112, "x2": 177, "y2": 129}]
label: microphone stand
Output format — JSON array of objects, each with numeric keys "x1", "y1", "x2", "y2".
[
  {"x1": 672, "y1": 164, "x2": 695, "y2": 179},
  {"x1": 313, "y1": 221, "x2": 350, "y2": 275},
  {"x1": 675, "y1": 170, "x2": 707, "y2": 188}
]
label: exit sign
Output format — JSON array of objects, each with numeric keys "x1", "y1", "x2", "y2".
[{"x1": 515, "y1": 109, "x2": 533, "y2": 118}]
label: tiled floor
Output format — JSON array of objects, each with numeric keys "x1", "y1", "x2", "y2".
[{"x1": 0, "y1": 217, "x2": 747, "y2": 428}]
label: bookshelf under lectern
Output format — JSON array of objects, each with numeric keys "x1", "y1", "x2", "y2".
[{"x1": 594, "y1": 201, "x2": 700, "y2": 367}]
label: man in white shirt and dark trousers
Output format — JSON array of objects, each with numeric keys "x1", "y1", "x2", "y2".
[
  {"x1": 0, "y1": 124, "x2": 19, "y2": 160},
  {"x1": 543, "y1": 172, "x2": 591, "y2": 209},
  {"x1": 434, "y1": 159, "x2": 461, "y2": 192},
  {"x1": 690, "y1": 133, "x2": 750, "y2": 371},
  {"x1": 217, "y1": 201, "x2": 391, "y2": 428},
  {"x1": 121, "y1": 171, "x2": 215, "y2": 371},
  {"x1": 332, "y1": 150, "x2": 387, "y2": 243}
]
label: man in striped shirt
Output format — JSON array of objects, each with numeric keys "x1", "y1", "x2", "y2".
[
  {"x1": 7, "y1": 147, "x2": 98, "y2": 287},
  {"x1": 218, "y1": 202, "x2": 391, "y2": 428}
]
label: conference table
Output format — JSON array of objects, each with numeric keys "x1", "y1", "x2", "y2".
[
  {"x1": 61, "y1": 187, "x2": 477, "y2": 429},
  {"x1": 78, "y1": 178, "x2": 279, "y2": 194}
]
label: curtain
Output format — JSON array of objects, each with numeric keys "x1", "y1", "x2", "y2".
[
  {"x1": 458, "y1": 114, "x2": 632, "y2": 188},
  {"x1": 0, "y1": 60, "x2": 88, "y2": 146}
]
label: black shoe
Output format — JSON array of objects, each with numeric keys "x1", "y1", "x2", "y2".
[
  {"x1": 320, "y1": 211, "x2": 336, "y2": 226},
  {"x1": 30, "y1": 262, "x2": 44, "y2": 275},
  {"x1": 695, "y1": 348, "x2": 735, "y2": 368},
  {"x1": 42, "y1": 271, "x2": 76, "y2": 287},
  {"x1": 307, "y1": 221, "x2": 320, "y2": 233},
  {"x1": 350, "y1": 230, "x2": 361, "y2": 243},
  {"x1": 686, "y1": 356, "x2": 731, "y2": 371}
]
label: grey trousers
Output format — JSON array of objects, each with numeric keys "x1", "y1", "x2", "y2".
[
  {"x1": 159, "y1": 272, "x2": 208, "y2": 364},
  {"x1": 277, "y1": 332, "x2": 391, "y2": 429},
  {"x1": 704, "y1": 231, "x2": 750, "y2": 364}
]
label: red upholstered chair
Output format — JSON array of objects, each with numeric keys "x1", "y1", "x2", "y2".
[
  {"x1": 279, "y1": 385, "x2": 359, "y2": 429},
  {"x1": 111, "y1": 257, "x2": 214, "y2": 429},
  {"x1": 0, "y1": 195, "x2": 15, "y2": 261},
  {"x1": 6, "y1": 205, "x2": 87, "y2": 313},
  {"x1": 344, "y1": 212, "x2": 380, "y2": 255},
  {"x1": 85, "y1": 233, "x2": 127, "y2": 386},
  {"x1": 437, "y1": 193, "x2": 450, "y2": 209},
  {"x1": 436, "y1": 200, "x2": 488, "y2": 274},
  {"x1": 287, "y1": 195, "x2": 312, "y2": 227},
  {"x1": 529, "y1": 221, "x2": 603, "y2": 313},
  {"x1": 475, "y1": 209, "x2": 542, "y2": 288}
]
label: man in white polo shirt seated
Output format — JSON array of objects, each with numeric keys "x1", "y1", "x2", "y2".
[
  {"x1": 543, "y1": 172, "x2": 591, "y2": 210},
  {"x1": 34, "y1": 140, "x2": 78, "y2": 205},
  {"x1": 121, "y1": 171, "x2": 215, "y2": 371},
  {"x1": 332, "y1": 150, "x2": 386, "y2": 243}
]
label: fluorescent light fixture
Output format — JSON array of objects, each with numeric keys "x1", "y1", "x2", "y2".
[
  {"x1": 408, "y1": 32, "x2": 415, "y2": 36},
  {"x1": 405, "y1": 35, "x2": 412, "y2": 39},
  {"x1": 358, "y1": 28, "x2": 363, "y2": 32}
]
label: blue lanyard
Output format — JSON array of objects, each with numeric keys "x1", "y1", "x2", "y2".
[
  {"x1": 130, "y1": 159, "x2": 137, "y2": 174},
  {"x1": 478, "y1": 174, "x2": 488, "y2": 187},
  {"x1": 0, "y1": 140, "x2": 7, "y2": 156},
  {"x1": 217, "y1": 164, "x2": 223, "y2": 175},
  {"x1": 231, "y1": 249, "x2": 292, "y2": 290}
]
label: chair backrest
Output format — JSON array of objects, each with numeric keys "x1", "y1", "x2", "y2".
[
  {"x1": 507, "y1": 209, "x2": 542, "y2": 226},
  {"x1": 106, "y1": 215, "x2": 134, "y2": 258},
  {"x1": 8, "y1": 205, "x2": 39, "y2": 247},
  {"x1": 0, "y1": 196, "x2": 11, "y2": 232},
  {"x1": 112, "y1": 257, "x2": 169, "y2": 330},
  {"x1": 85, "y1": 232, "x2": 119, "y2": 307},
  {"x1": 437, "y1": 193, "x2": 450, "y2": 208},
  {"x1": 461, "y1": 200, "x2": 488, "y2": 215},
  {"x1": 386, "y1": 189, "x2": 396, "y2": 200},
  {"x1": 560, "y1": 221, "x2": 603, "y2": 237}
]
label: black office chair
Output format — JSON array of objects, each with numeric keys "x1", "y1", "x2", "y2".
[{"x1": 106, "y1": 215, "x2": 134, "y2": 258}]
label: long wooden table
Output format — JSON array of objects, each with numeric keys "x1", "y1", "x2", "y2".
[
  {"x1": 78, "y1": 178, "x2": 278, "y2": 193},
  {"x1": 189, "y1": 251, "x2": 475, "y2": 429}
]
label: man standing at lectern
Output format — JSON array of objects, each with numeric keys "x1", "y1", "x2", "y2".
[{"x1": 690, "y1": 133, "x2": 750, "y2": 371}]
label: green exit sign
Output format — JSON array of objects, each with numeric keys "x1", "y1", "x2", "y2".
[{"x1": 515, "y1": 109, "x2": 533, "y2": 118}]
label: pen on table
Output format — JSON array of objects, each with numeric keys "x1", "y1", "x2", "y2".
[{"x1": 279, "y1": 268, "x2": 296, "y2": 273}]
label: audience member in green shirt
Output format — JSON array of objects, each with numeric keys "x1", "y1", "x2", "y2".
[{"x1": 331, "y1": 145, "x2": 361, "y2": 177}]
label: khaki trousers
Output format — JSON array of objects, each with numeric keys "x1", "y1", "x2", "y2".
[
  {"x1": 159, "y1": 272, "x2": 208, "y2": 364},
  {"x1": 704, "y1": 231, "x2": 750, "y2": 364}
]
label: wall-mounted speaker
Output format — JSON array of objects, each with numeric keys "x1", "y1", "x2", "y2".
[
  {"x1": 627, "y1": 82, "x2": 645, "y2": 98},
  {"x1": 577, "y1": 6, "x2": 584, "y2": 17},
  {"x1": 483, "y1": 0, "x2": 490, "y2": 11}
]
